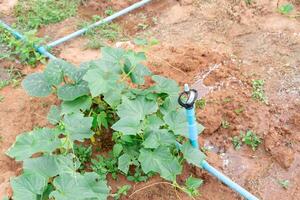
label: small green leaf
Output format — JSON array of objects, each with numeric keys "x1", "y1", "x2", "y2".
[
  {"x1": 11, "y1": 172, "x2": 47, "y2": 200},
  {"x1": 6, "y1": 128, "x2": 61, "y2": 161},
  {"x1": 57, "y1": 81, "x2": 89, "y2": 101},
  {"x1": 118, "y1": 153, "x2": 132, "y2": 174},
  {"x1": 185, "y1": 176, "x2": 203, "y2": 189},
  {"x1": 63, "y1": 113, "x2": 93, "y2": 142},
  {"x1": 181, "y1": 142, "x2": 206, "y2": 168},
  {"x1": 47, "y1": 105, "x2": 61, "y2": 125},
  {"x1": 61, "y1": 96, "x2": 92, "y2": 115},
  {"x1": 113, "y1": 144, "x2": 123, "y2": 157},
  {"x1": 22, "y1": 73, "x2": 52, "y2": 97},
  {"x1": 97, "y1": 111, "x2": 108, "y2": 129}
]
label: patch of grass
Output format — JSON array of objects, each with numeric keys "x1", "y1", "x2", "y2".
[
  {"x1": 232, "y1": 130, "x2": 262, "y2": 151},
  {"x1": 111, "y1": 185, "x2": 131, "y2": 200},
  {"x1": 278, "y1": 179, "x2": 289, "y2": 189},
  {"x1": 14, "y1": 0, "x2": 81, "y2": 30},
  {"x1": 0, "y1": 28, "x2": 45, "y2": 66},
  {"x1": 91, "y1": 153, "x2": 119, "y2": 180},
  {"x1": 278, "y1": 3, "x2": 294, "y2": 15},
  {"x1": 0, "y1": 67, "x2": 23, "y2": 90},
  {"x1": 79, "y1": 16, "x2": 122, "y2": 49},
  {"x1": 252, "y1": 79, "x2": 268, "y2": 104}
]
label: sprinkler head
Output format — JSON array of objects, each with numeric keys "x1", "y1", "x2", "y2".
[{"x1": 178, "y1": 84, "x2": 198, "y2": 109}]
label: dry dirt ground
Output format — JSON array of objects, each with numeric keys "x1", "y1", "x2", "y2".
[{"x1": 0, "y1": 0, "x2": 300, "y2": 199}]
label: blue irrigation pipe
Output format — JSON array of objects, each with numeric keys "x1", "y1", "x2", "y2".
[
  {"x1": 46, "y1": 0, "x2": 152, "y2": 48},
  {"x1": 179, "y1": 84, "x2": 260, "y2": 200},
  {"x1": 0, "y1": 20, "x2": 56, "y2": 60}
]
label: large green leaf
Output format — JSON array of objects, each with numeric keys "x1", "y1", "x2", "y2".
[
  {"x1": 6, "y1": 128, "x2": 61, "y2": 161},
  {"x1": 142, "y1": 129, "x2": 176, "y2": 149},
  {"x1": 11, "y1": 172, "x2": 47, "y2": 200},
  {"x1": 57, "y1": 81, "x2": 89, "y2": 101},
  {"x1": 23, "y1": 154, "x2": 79, "y2": 178},
  {"x1": 138, "y1": 147, "x2": 181, "y2": 181},
  {"x1": 112, "y1": 117, "x2": 142, "y2": 135},
  {"x1": 100, "y1": 47, "x2": 125, "y2": 70},
  {"x1": 61, "y1": 96, "x2": 92, "y2": 115},
  {"x1": 50, "y1": 173, "x2": 109, "y2": 200},
  {"x1": 63, "y1": 113, "x2": 93, "y2": 142},
  {"x1": 22, "y1": 73, "x2": 52, "y2": 97},
  {"x1": 47, "y1": 105, "x2": 61, "y2": 125},
  {"x1": 83, "y1": 67, "x2": 120, "y2": 97},
  {"x1": 152, "y1": 75, "x2": 179, "y2": 96},
  {"x1": 181, "y1": 142, "x2": 206, "y2": 168},
  {"x1": 117, "y1": 96, "x2": 158, "y2": 122}
]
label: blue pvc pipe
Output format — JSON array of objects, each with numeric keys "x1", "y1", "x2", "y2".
[
  {"x1": 0, "y1": 20, "x2": 56, "y2": 59},
  {"x1": 186, "y1": 108, "x2": 199, "y2": 148},
  {"x1": 201, "y1": 160, "x2": 259, "y2": 200},
  {"x1": 182, "y1": 96, "x2": 260, "y2": 200},
  {"x1": 47, "y1": 0, "x2": 152, "y2": 48}
]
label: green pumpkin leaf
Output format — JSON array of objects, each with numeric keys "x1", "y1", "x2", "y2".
[
  {"x1": 57, "y1": 81, "x2": 89, "y2": 101},
  {"x1": 152, "y1": 75, "x2": 179, "y2": 96},
  {"x1": 61, "y1": 96, "x2": 92, "y2": 115},
  {"x1": 118, "y1": 153, "x2": 132, "y2": 174},
  {"x1": 117, "y1": 96, "x2": 158, "y2": 122},
  {"x1": 23, "y1": 154, "x2": 79, "y2": 178},
  {"x1": 11, "y1": 172, "x2": 47, "y2": 200},
  {"x1": 143, "y1": 129, "x2": 176, "y2": 149},
  {"x1": 22, "y1": 73, "x2": 52, "y2": 97},
  {"x1": 44, "y1": 59, "x2": 64, "y2": 86},
  {"x1": 112, "y1": 117, "x2": 142, "y2": 135},
  {"x1": 83, "y1": 67, "x2": 120, "y2": 97},
  {"x1": 47, "y1": 105, "x2": 61, "y2": 125},
  {"x1": 138, "y1": 147, "x2": 181, "y2": 181},
  {"x1": 185, "y1": 176, "x2": 203, "y2": 189},
  {"x1": 50, "y1": 172, "x2": 110, "y2": 200},
  {"x1": 63, "y1": 113, "x2": 93, "y2": 142},
  {"x1": 6, "y1": 128, "x2": 61, "y2": 161},
  {"x1": 181, "y1": 142, "x2": 206, "y2": 168},
  {"x1": 100, "y1": 47, "x2": 125, "y2": 70},
  {"x1": 164, "y1": 109, "x2": 188, "y2": 137}
]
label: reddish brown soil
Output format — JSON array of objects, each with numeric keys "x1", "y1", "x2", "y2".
[{"x1": 1, "y1": 0, "x2": 300, "y2": 199}]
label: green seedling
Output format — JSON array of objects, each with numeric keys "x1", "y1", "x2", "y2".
[
  {"x1": 223, "y1": 97, "x2": 233, "y2": 103},
  {"x1": 242, "y1": 130, "x2": 261, "y2": 151},
  {"x1": 232, "y1": 134, "x2": 243, "y2": 150},
  {"x1": 74, "y1": 144, "x2": 92, "y2": 170},
  {"x1": 111, "y1": 185, "x2": 131, "y2": 200},
  {"x1": 195, "y1": 98, "x2": 206, "y2": 110},
  {"x1": 183, "y1": 176, "x2": 204, "y2": 197},
  {"x1": 278, "y1": 4, "x2": 294, "y2": 15},
  {"x1": 91, "y1": 153, "x2": 119, "y2": 180},
  {"x1": 232, "y1": 130, "x2": 261, "y2": 151},
  {"x1": 137, "y1": 23, "x2": 149, "y2": 30},
  {"x1": 278, "y1": 179, "x2": 289, "y2": 189},
  {"x1": 252, "y1": 79, "x2": 268, "y2": 104},
  {"x1": 234, "y1": 107, "x2": 244, "y2": 115},
  {"x1": 105, "y1": 7, "x2": 115, "y2": 16},
  {"x1": 221, "y1": 120, "x2": 230, "y2": 129}
]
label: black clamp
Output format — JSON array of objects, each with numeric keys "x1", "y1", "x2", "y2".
[{"x1": 178, "y1": 87, "x2": 198, "y2": 109}]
